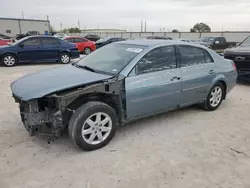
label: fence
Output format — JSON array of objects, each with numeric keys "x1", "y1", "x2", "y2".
[{"x1": 70, "y1": 31, "x2": 250, "y2": 42}]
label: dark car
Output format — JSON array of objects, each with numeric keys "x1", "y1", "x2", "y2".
[
  {"x1": 0, "y1": 34, "x2": 11, "y2": 39},
  {"x1": 95, "y1": 37, "x2": 125, "y2": 49},
  {"x1": 198, "y1": 36, "x2": 236, "y2": 53},
  {"x1": 224, "y1": 36, "x2": 250, "y2": 81},
  {"x1": 0, "y1": 36, "x2": 79, "y2": 67},
  {"x1": 10, "y1": 40, "x2": 237, "y2": 151},
  {"x1": 84, "y1": 34, "x2": 100, "y2": 42},
  {"x1": 147, "y1": 36, "x2": 172, "y2": 40}
]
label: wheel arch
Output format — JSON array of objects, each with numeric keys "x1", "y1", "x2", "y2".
[
  {"x1": 1, "y1": 52, "x2": 19, "y2": 61},
  {"x1": 211, "y1": 76, "x2": 228, "y2": 99}
]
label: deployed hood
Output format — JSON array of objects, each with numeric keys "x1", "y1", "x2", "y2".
[
  {"x1": 11, "y1": 64, "x2": 113, "y2": 101},
  {"x1": 224, "y1": 45, "x2": 250, "y2": 54}
]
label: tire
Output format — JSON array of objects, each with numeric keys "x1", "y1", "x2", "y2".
[
  {"x1": 59, "y1": 52, "x2": 71, "y2": 64},
  {"x1": 84, "y1": 47, "x2": 91, "y2": 55},
  {"x1": 1, "y1": 54, "x2": 17, "y2": 67},
  {"x1": 68, "y1": 101, "x2": 117, "y2": 151},
  {"x1": 201, "y1": 82, "x2": 225, "y2": 111}
]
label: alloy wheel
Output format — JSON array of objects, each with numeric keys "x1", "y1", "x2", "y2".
[
  {"x1": 61, "y1": 54, "x2": 70, "y2": 64},
  {"x1": 209, "y1": 86, "x2": 222, "y2": 107},
  {"x1": 81, "y1": 112, "x2": 112, "y2": 145},
  {"x1": 4, "y1": 56, "x2": 15, "y2": 66}
]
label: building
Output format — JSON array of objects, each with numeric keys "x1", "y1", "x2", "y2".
[
  {"x1": 0, "y1": 17, "x2": 50, "y2": 37},
  {"x1": 81, "y1": 29, "x2": 126, "y2": 33}
]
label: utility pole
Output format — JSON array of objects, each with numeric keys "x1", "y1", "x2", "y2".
[
  {"x1": 60, "y1": 23, "x2": 63, "y2": 32},
  {"x1": 141, "y1": 21, "x2": 143, "y2": 32},
  {"x1": 78, "y1": 20, "x2": 80, "y2": 29},
  {"x1": 144, "y1": 21, "x2": 147, "y2": 32},
  {"x1": 21, "y1": 11, "x2": 24, "y2": 19}
]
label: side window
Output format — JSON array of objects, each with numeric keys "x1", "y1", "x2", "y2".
[
  {"x1": 42, "y1": 38, "x2": 59, "y2": 47},
  {"x1": 65, "y1": 38, "x2": 74, "y2": 43},
  {"x1": 136, "y1": 46, "x2": 177, "y2": 75},
  {"x1": 74, "y1": 38, "x2": 84, "y2": 42},
  {"x1": 219, "y1": 37, "x2": 226, "y2": 43},
  {"x1": 179, "y1": 46, "x2": 206, "y2": 67},
  {"x1": 22, "y1": 38, "x2": 41, "y2": 47},
  {"x1": 204, "y1": 50, "x2": 214, "y2": 63}
]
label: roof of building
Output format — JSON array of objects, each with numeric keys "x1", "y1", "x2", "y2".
[{"x1": 0, "y1": 17, "x2": 49, "y2": 22}]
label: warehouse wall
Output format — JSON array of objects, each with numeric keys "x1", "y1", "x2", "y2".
[{"x1": 0, "y1": 19, "x2": 50, "y2": 36}]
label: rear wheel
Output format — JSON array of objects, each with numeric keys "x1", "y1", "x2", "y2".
[
  {"x1": 1, "y1": 54, "x2": 17, "y2": 67},
  {"x1": 84, "y1": 47, "x2": 91, "y2": 55},
  {"x1": 59, "y1": 52, "x2": 71, "y2": 64},
  {"x1": 201, "y1": 82, "x2": 224, "y2": 111},
  {"x1": 68, "y1": 101, "x2": 117, "y2": 151}
]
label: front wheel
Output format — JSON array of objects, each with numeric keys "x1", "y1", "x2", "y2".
[
  {"x1": 59, "y1": 53, "x2": 71, "y2": 64},
  {"x1": 1, "y1": 54, "x2": 17, "y2": 67},
  {"x1": 202, "y1": 82, "x2": 225, "y2": 111},
  {"x1": 84, "y1": 47, "x2": 91, "y2": 55},
  {"x1": 68, "y1": 101, "x2": 117, "y2": 151}
]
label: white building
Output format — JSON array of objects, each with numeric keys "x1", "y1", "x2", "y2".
[{"x1": 0, "y1": 17, "x2": 50, "y2": 37}]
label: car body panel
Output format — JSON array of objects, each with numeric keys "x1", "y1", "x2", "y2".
[
  {"x1": 0, "y1": 38, "x2": 11, "y2": 46},
  {"x1": 64, "y1": 36, "x2": 96, "y2": 52},
  {"x1": 11, "y1": 64, "x2": 113, "y2": 101}
]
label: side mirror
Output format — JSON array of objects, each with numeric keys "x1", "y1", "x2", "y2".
[{"x1": 19, "y1": 44, "x2": 24, "y2": 48}]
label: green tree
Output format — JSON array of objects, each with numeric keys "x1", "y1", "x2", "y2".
[
  {"x1": 172, "y1": 29, "x2": 179, "y2": 33},
  {"x1": 192, "y1": 23, "x2": 211, "y2": 33},
  {"x1": 63, "y1": 28, "x2": 69, "y2": 33},
  {"x1": 50, "y1": 25, "x2": 55, "y2": 33},
  {"x1": 190, "y1": 28, "x2": 196, "y2": 32},
  {"x1": 68, "y1": 27, "x2": 81, "y2": 33}
]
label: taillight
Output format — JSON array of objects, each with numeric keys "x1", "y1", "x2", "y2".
[{"x1": 232, "y1": 62, "x2": 237, "y2": 70}]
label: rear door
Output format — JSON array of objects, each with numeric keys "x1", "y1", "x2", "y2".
[
  {"x1": 17, "y1": 38, "x2": 43, "y2": 62},
  {"x1": 41, "y1": 37, "x2": 60, "y2": 61},
  {"x1": 178, "y1": 45, "x2": 216, "y2": 106},
  {"x1": 125, "y1": 45, "x2": 182, "y2": 119}
]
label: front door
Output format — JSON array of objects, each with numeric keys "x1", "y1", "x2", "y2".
[
  {"x1": 178, "y1": 45, "x2": 217, "y2": 106},
  {"x1": 17, "y1": 38, "x2": 43, "y2": 62},
  {"x1": 125, "y1": 45, "x2": 182, "y2": 119}
]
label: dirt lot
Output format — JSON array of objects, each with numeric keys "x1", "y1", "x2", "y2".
[{"x1": 0, "y1": 64, "x2": 250, "y2": 188}]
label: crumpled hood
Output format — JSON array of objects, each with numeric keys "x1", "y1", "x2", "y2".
[
  {"x1": 11, "y1": 64, "x2": 113, "y2": 101},
  {"x1": 224, "y1": 46, "x2": 250, "y2": 54}
]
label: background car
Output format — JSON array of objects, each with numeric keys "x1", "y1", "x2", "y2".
[
  {"x1": 54, "y1": 33, "x2": 67, "y2": 38},
  {"x1": 147, "y1": 36, "x2": 172, "y2": 40},
  {"x1": 64, "y1": 36, "x2": 96, "y2": 54},
  {"x1": 10, "y1": 40, "x2": 237, "y2": 151},
  {"x1": 0, "y1": 37, "x2": 12, "y2": 46},
  {"x1": 0, "y1": 34, "x2": 11, "y2": 39},
  {"x1": 83, "y1": 34, "x2": 100, "y2": 42},
  {"x1": 0, "y1": 36, "x2": 79, "y2": 67},
  {"x1": 95, "y1": 36, "x2": 125, "y2": 49}
]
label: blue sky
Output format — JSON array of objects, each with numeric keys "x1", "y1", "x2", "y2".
[{"x1": 1, "y1": 0, "x2": 250, "y2": 31}]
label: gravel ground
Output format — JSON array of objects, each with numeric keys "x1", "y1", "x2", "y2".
[{"x1": 0, "y1": 64, "x2": 250, "y2": 188}]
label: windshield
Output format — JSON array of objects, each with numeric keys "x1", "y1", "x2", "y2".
[
  {"x1": 199, "y1": 37, "x2": 216, "y2": 42},
  {"x1": 240, "y1": 36, "x2": 250, "y2": 46},
  {"x1": 96, "y1": 37, "x2": 112, "y2": 43},
  {"x1": 77, "y1": 43, "x2": 146, "y2": 74}
]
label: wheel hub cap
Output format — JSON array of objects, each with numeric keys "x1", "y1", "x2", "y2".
[
  {"x1": 81, "y1": 112, "x2": 112, "y2": 145},
  {"x1": 61, "y1": 55, "x2": 69, "y2": 63},
  {"x1": 4, "y1": 56, "x2": 15, "y2": 66},
  {"x1": 210, "y1": 86, "x2": 222, "y2": 107}
]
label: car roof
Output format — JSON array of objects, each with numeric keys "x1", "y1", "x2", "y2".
[
  {"x1": 117, "y1": 39, "x2": 207, "y2": 48},
  {"x1": 24, "y1": 35, "x2": 59, "y2": 39}
]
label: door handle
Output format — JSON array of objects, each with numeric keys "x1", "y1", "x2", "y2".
[
  {"x1": 171, "y1": 76, "x2": 181, "y2": 81},
  {"x1": 209, "y1": 70, "x2": 215, "y2": 74}
]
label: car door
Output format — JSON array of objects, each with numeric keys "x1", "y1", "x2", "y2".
[
  {"x1": 178, "y1": 45, "x2": 216, "y2": 106},
  {"x1": 125, "y1": 45, "x2": 182, "y2": 119},
  {"x1": 74, "y1": 38, "x2": 86, "y2": 52},
  {"x1": 17, "y1": 38, "x2": 43, "y2": 62},
  {"x1": 41, "y1": 37, "x2": 60, "y2": 62}
]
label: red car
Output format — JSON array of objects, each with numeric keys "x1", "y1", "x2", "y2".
[
  {"x1": 64, "y1": 36, "x2": 96, "y2": 54},
  {"x1": 0, "y1": 38, "x2": 12, "y2": 46}
]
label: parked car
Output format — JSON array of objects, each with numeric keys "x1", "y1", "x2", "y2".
[
  {"x1": 54, "y1": 33, "x2": 67, "y2": 39},
  {"x1": 0, "y1": 36, "x2": 79, "y2": 67},
  {"x1": 224, "y1": 35, "x2": 250, "y2": 81},
  {"x1": 198, "y1": 36, "x2": 236, "y2": 53},
  {"x1": 96, "y1": 37, "x2": 125, "y2": 49},
  {"x1": 0, "y1": 34, "x2": 11, "y2": 39},
  {"x1": 84, "y1": 34, "x2": 100, "y2": 42},
  {"x1": 26, "y1": 31, "x2": 40, "y2": 36},
  {"x1": 0, "y1": 37, "x2": 12, "y2": 46},
  {"x1": 10, "y1": 40, "x2": 237, "y2": 151},
  {"x1": 147, "y1": 36, "x2": 172, "y2": 40},
  {"x1": 64, "y1": 36, "x2": 96, "y2": 54}
]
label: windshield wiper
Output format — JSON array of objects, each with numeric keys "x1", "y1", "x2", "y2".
[{"x1": 76, "y1": 65, "x2": 96, "y2": 72}]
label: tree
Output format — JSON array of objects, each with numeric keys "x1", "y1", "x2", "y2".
[
  {"x1": 50, "y1": 25, "x2": 55, "y2": 33},
  {"x1": 68, "y1": 27, "x2": 81, "y2": 33},
  {"x1": 172, "y1": 29, "x2": 179, "y2": 33},
  {"x1": 192, "y1": 23, "x2": 211, "y2": 33},
  {"x1": 63, "y1": 28, "x2": 69, "y2": 33},
  {"x1": 190, "y1": 28, "x2": 196, "y2": 33}
]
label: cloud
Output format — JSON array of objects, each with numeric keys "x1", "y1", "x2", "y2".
[{"x1": 0, "y1": 0, "x2": 250, "y2": 31}]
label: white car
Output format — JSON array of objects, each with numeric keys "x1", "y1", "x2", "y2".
[{"x1": 54, "y1": 33, "x2": 67, "y2": 38}]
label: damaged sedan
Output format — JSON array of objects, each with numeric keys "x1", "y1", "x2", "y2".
[{"x1": 11, "y1": 40, "x2": 237, "y2": 151}]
